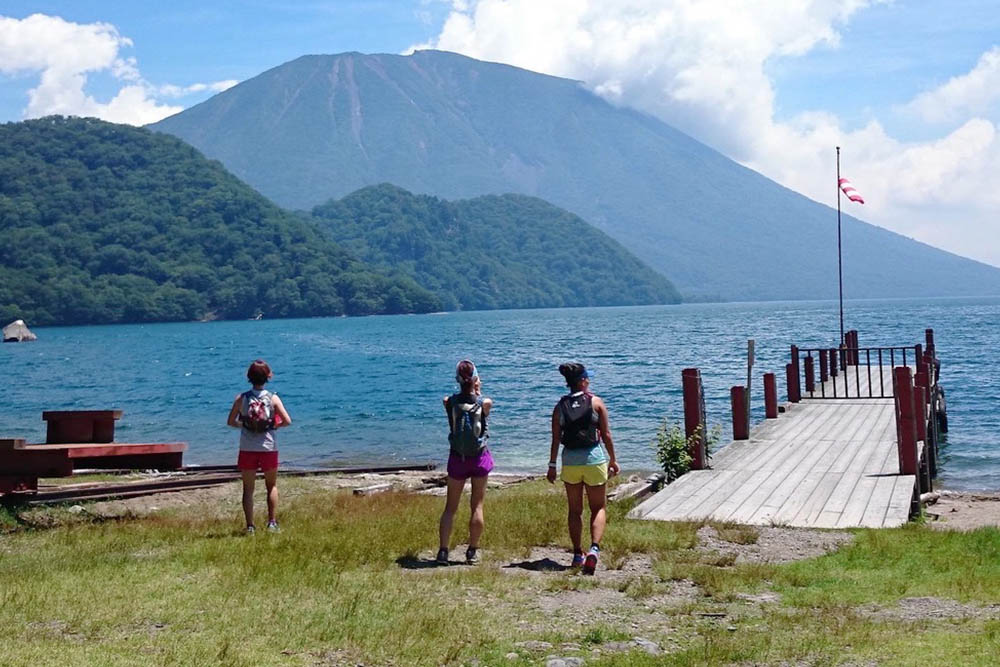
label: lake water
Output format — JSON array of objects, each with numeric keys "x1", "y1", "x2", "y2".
[{"x1": 5, "y1": 297, "x2": 999, "y2": 491}]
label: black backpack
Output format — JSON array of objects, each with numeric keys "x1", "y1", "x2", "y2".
[
  {"x1": 558, "y1": 393, "x2": 598, "y2": 449},
  {"x1": 447, "y1": 393, "x2": 487, "y2": 457}
]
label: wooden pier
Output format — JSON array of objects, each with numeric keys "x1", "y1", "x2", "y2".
[{"x1": 631, "y1": 331, "x2": 942, "y2": 529}]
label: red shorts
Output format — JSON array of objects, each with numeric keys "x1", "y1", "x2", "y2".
[{"x1": 237, "y1": 450, "x2": 279, "y2": 472}]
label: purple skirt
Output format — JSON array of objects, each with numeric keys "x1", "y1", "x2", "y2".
[{"x1": 447, "y1": 449, "x2": 494, "y2": 480}]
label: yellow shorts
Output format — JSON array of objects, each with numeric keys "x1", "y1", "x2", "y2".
[{"x1": 561, "y1": 462, "x2": 609, "y2": 486}]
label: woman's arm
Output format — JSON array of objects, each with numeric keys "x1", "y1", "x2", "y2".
[
  {"x1": 547, "y1": 405, "x2": 561, "y2": 483},
  {"x1": 594, "y1": 397, "x2": 620, "y2": 477},
  {"x1": 443, "y1": 396, "x2": 452, "y2": 432},
  {"x1": 226, "y1": 395, "x2": 242, "y2": 428},
  {"x1": 271, "y1": 395, "x2": 292, "y2": 428}
]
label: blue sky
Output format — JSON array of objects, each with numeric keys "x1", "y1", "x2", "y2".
[
  {"x1": 2, "y1": 1, "x2": 999, "y2": 267},
  {"x1": 0, "y1": 1, "x2": 450, "y2": 121},
  {"x1": 766, "y1": 0, "x2": 1000, "y2": 140}
]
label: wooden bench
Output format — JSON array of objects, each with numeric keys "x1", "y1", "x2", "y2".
[
  {"x1": 43, "y1": 410, "x2": 123, "y2": 444},
  {"x1": 1, "y1": 410, "x2": 187, "y2": 496}
]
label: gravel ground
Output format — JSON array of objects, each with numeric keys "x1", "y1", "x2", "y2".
[{"x1": 695, "y1": 525, "x2": 855, "y2": 564}]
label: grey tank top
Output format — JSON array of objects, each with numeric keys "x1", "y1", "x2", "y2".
[{"x1": 238, "y1": 389, "x2": 277, "y2": 452}]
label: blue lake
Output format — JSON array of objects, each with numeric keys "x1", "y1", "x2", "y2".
[{"x1": 5, "y1": 297, "x2": 999, "y2": 491}]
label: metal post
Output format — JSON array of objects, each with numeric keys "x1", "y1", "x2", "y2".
[{"x1": 837, "y1": 146, "x2": 844, "y2": 347}]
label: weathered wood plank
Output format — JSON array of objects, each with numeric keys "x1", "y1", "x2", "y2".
[
  {"x1": 859, "y1": 475, "x2": 897, "y2": 528},
  {"x1": 708, "y1": 468, "x2": 773, "y2": 521},
  {"x1": 788, "y1": 471, "x2": 844, "y2": 526},
  {"x1": 749, "y1": 436, "x2": 841, "y2": 524},
  {"x1": 725, "y1": 469, "x2": 795, "y2": 524},
  {"x1": 814, "y1": 469, "x2": 864, "y2": 528},
  {"x1": 836, "y1": 474, "x2": 879, "y2": 527},
  {"x1": 883, "y1": 475, "x2": 916, "y2": 527},
  {"x1": 653, "y1": 469, "x2": 741, "y2": 521},
  {"x1": 629, "y1": 471, "x2": 704, "y2": 518}
]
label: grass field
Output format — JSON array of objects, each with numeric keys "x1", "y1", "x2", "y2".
[{"x1": 1, "y1": 479, "x2": 999, "y2": 666}]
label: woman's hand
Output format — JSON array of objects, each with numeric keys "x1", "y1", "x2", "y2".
[
  {"x1": 546, "y1": 466, "x2": 557, "y2": 484},
  {"x1": 608, "y1": 459, "x2": 620, "y2": 477}
]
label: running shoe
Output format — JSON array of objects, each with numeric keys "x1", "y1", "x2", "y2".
[
  {"x1": 436, "y1": 548, "x2": 450, "y2": 565},
  {"x1": 266, "y1": 520, "x2": 280, "y2": 533},
  {"x1": 571, "y1": 552, "x2": 585, "y2": 568},
  {"x1": 582, "y1": 552, "x2": 599, "y2": 575},
  {"x1": 465, "y1": 547, "x2": 480, "y2": 565},
  {"x1": 245, "y1": 525, "x2": 255, "y2": 535}
]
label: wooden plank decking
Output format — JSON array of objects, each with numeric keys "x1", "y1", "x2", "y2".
[{"x1": 630, "y1": 366, "x2": 916, "y2": 529}]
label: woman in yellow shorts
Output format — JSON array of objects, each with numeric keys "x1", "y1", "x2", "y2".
[{"x1": 546, "y1": 362, "x2": 619, "y2": 574}]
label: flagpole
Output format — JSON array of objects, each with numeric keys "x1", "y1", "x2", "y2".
[{"x1": 836, "y1": 146, "x2": 844, "y2": 347}]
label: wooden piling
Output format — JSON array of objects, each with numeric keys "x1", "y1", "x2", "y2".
[
  {"x1": 731, "y1": 386, "x2": 749, "y2": 440},
  {"x1": 893, "y1": 367, "x2": 919, "y2": 476},
  {"x1": 804, "y1": 355, "x2": 815, "y2": 394},
  {"x1": 785, "y1": 363, "x2": 799, "y2": 403},
  {"x1": 913, "y1": 382, "x2": 927, "y2": 443},
  {"x1": 763, "y1": 373, "x2": 778, "y2": 419},
  {"x1": 789, "y1": 345, "x2": 801, "y2": 402},
  {"x1": 682, "y1": 368, "x2": 708, "y2": 470}
]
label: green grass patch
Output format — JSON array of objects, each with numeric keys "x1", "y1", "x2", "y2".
[
  {"x1": 772, "y1": 524, "x2": 1000, "y2": 606},
  {"x1": 2, "y1": 481, "x2": 999, "y2": 665}
]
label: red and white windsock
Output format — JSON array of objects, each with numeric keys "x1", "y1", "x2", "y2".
[{"x1": 838, "y1": 177, "x2": 865, "y2": 205}]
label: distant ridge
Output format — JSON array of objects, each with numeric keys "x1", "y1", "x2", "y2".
[
  {"x1": 312, "y1": 184, "x2": 681, "y2": 310},
  {"x1": 151, "y1": 50, "x2": 1000, "y2": 301}
]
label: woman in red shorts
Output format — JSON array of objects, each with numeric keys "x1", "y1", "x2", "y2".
[
  {"x1": 227, "y1": 359, "x2": 292, "y2": 534},
  {"x1": 437, "y1": 360, "x2": 493, "y2": 565}
]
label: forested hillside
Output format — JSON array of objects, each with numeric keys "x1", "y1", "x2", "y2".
[
  {"x1": 0, "y1": 117, "x2": 439, "y2": 326},
  {"x1": 312, "y1": 184, "x2": 681, "y2": 310}
]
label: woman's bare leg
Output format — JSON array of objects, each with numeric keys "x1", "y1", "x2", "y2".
[
  {"x1": 264, "y1": 468, "x2": 279, "y2": 523},
  {"x1": 585, "y1": 483, "x2": 608, "y2": 546},
  {"x1": 241, "y1": 469, "x2": 256, "y2": 527},
  {"x1": 468, "y1": 476, "x2": 488, "y2": 548},
  {"x1": 564, "y1": 482, "x2": 585, "y2": 553},
  {"x1": 439, "y1": 476, "x2": 466, "y2": 550}
]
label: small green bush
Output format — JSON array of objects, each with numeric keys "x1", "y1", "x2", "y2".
[{"x1": 653, "y1": 421, "x2": 721, "y2": 482}]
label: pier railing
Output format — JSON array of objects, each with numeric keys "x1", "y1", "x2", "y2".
[
  {"x1": 787, "y1": 328, "x2": 945, "y2": 510},
  {"x1": 794, "y1": 343, "x2": 918, "y2": 399}
]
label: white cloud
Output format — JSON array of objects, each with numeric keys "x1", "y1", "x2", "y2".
[
  {"x1": 0, "y1": 13, "x2": 236, "y2": 125},
  {"x1": 157, "y1": 80, "x2": 239, "y2": 99},
  {"x1": 423, "y1": 1, "x2": 1000, "y2": 267},
  {"x1": 903, "y1": 46, "x2": 1000, "y2": 124}
]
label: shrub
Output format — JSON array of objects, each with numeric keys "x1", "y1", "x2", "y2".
[{"x1": 653, "y1": 421, "x2": 721, "y2": 482}]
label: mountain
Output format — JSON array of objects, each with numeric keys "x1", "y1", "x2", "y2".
[
  {"x1": 150, "y1": 50, "x2": 1000, "y2": 302},
  {"x1": 312, "y1": 184, "x2": 681, "y2": 310},
  {"x1": 0, "y1": 117, "x2": 440, "y2": 326}
]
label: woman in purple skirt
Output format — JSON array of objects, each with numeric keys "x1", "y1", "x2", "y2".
[{"x1": 437, "y1": 359, "x2": 493, "y2": 565}]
